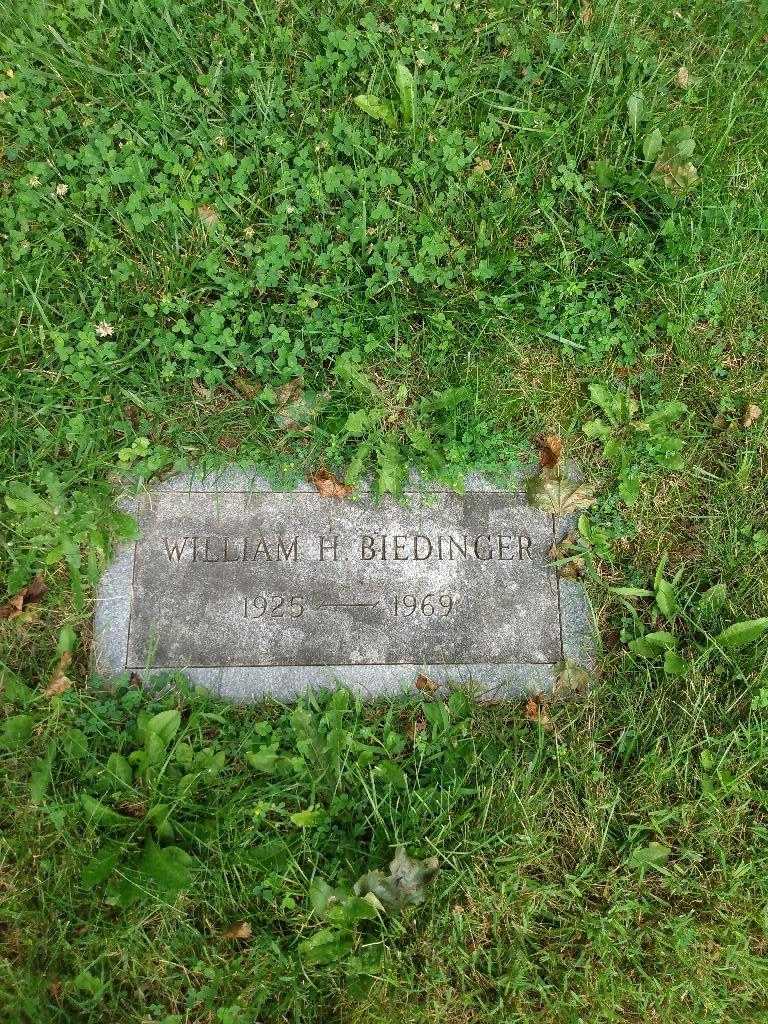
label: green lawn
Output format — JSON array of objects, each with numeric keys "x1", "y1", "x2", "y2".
[{"x1": 2, "y1": 0, "x2": 768, "y2": 1021}]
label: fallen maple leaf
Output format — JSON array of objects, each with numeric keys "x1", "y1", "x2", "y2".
[
  {"x1": 222, "y1": 921, "x2": 252, "y2": 940},
  {"x1": 415, "y1": 673, "x2": 440, "y2": 696},
  {"x1": 675, "y1": 66, "x2": 690, "y2": 88},
  {"x1": 0, "y1": 576, "x2": 47, "y2": 620},
  {"x1": 354, "y1": 847, "x2": 439, "y2": 911},
  {"x1": 310, "y1": 469, "x2": 352, "y2": 499},
  {"x1": 526, "y1": 468, "x2": 595, "y2": 516},
  {"x1": 743, "y1": 403, "x2": 762, "y2": 428},
  {"x1": 652, "y1": 157, "x2": 698, "y2": 191},
  {"x1": 535, "y1": 434, "x2": 563, "y2": 469},
  {"x1": 45, "y1": 652, "x2": 73, "y2": 696}
]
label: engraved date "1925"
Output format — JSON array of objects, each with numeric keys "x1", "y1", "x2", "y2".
[{"x1": 244, "y1": 595, "x2": 304, "y2": 618}]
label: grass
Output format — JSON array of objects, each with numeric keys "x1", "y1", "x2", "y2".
[{"x1": 1, "y1": 0, "x2": 768, "y2": 1020}]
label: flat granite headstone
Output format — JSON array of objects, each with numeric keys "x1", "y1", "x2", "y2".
[{"x1": 93, "y1": 470, "x2": 593, "y2": 700}]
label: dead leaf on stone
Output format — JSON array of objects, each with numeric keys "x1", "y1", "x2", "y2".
[
  {"x1": 415, "y1": 673, "x2": 440, "y2": 696},
  {"x1": 309, "y1": 469, "x2": 352, "y2": 499},
  {"x1": 554, "y1": 660, "x2": 591, "y2": 697},
  {"x1": 675, "y1": 66, "x2": 690, "y2": 88},
  {"x1": 743, "y1": 403, "x2": 762, "y2": 428},
  {"x1": 221, "y1": 920, "x2": 252, "y2": 940},
  {"x1": 45, "y1": 652, "x2": 73, "y2": 696},
  {"x1": 197, "y1": 204, "x2": 220, "y2": 228},
  {"x1": 526, "y1": 468, "x2": 595, "y2": 516},
  {"x1": 535, "y1": 434, "x2": 563, "y2": 469},
  {"x1": 129, "y1": 671, "x2": 143, "y2": 687},
  {"x1": 0, "y1": 576, "x2": 47, "y2": 621}
]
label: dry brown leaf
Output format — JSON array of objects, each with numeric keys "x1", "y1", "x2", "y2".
[
  {"x1": 45, "y1": 652, "x2": 73, "y2": 696},
  {"x1": 549, "y1": 532, "x2": 584, "y2": 578},
  {"x1": 580, "y1": 5, "x2": 593, "y2": 23},
  {"x1": 472, "y1": 158, "x2": 492, "y2": 174},
  {"x1": 231, "y1": 374, "x2": 261, "y2": 399},
  {"x1": 675, "y1": 66, "x2": 690, "y2": 88},
  {"x1": 652, "y1": 158, "x2": 697, "y2": 191},
  {"x1": 535, "y1": 434, "x2": 563, "y2": 469},
  {"x1": 415, "y1": 673, "x2": 440, "y2": 696},
  {"x1": 524, "y1": 696, "x2": 553, "y2": 730},
  {"x1": 222, "y1": 920, "x2": 252, "y2": 940},
  {"x1": 198, "y1": 204, "x2": 220, "y2": 228},
  {"x1": 0, "y1": 576, "x2": 47, "y2": 621},
  {"x1": 405, "y1": 715, "x2": 426, "y2": 741},
  {"x1": 559, "y1": 559, "x2": 584, "y2": 580},
  {"x1": 743, "y1": 403, "x2": 762, "y2": 428},
  {"x1": 309, "y1": 469, "x2": 352, "y2": 499},
  {"x1": 115, "y1": 800, "x2": 147, "y2": 818}
]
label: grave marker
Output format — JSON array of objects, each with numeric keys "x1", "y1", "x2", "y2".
[{"x1": 94, "y1": 471, "x2": 592, "y2": 699}]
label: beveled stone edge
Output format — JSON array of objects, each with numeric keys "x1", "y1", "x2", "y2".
[
  {"x1": 92, "y1": 532, "x2": 135, "y2": 677},
  {"x1": 143, "y1": 466, "x2": 537, "y2": 496},
  {"x1": 117, "y1": 662, "x2": 559, "y2": 702}
]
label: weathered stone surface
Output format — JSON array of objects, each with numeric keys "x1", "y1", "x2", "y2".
[{"x1": 93, "y1": 470, "x2": 593, "y2": 700}]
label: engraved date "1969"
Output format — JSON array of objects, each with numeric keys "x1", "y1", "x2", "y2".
[{"x1": 393, "y1": 593, "x2": 455, "y2": 616}]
